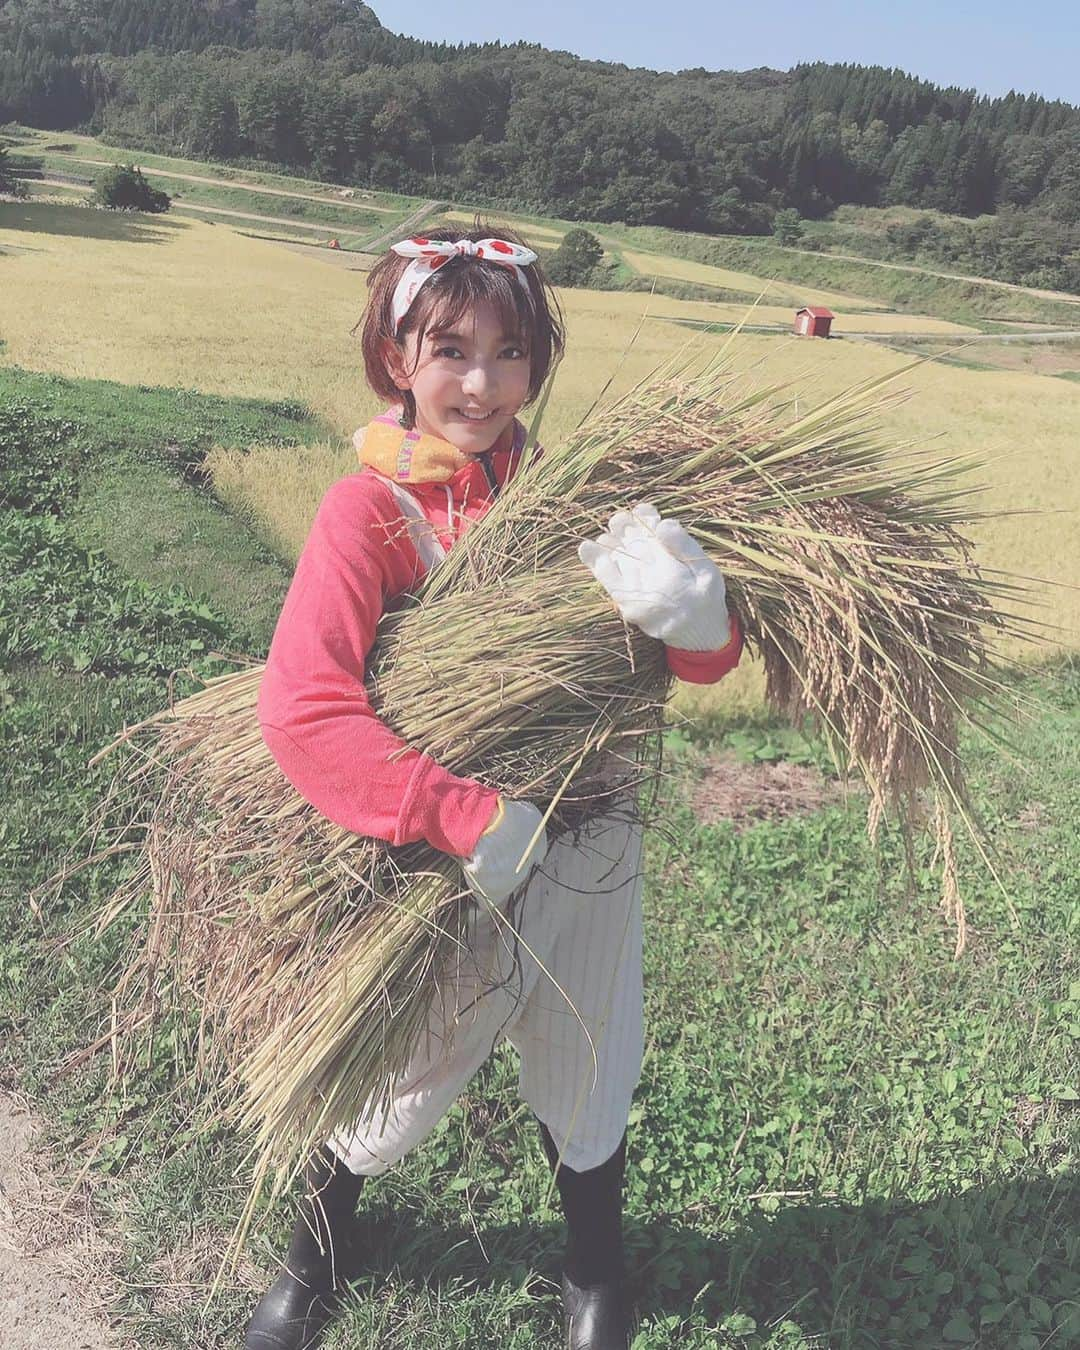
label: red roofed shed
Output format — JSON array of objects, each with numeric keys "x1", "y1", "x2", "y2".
[{"x1": 794, "y1": 306, "x2": 834, "y2": 338}]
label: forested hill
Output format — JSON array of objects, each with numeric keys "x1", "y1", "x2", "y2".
[{"x1": 3, "y1": 0, "x2": 1079, "y2": 246}]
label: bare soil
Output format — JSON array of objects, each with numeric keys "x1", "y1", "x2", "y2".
[
  {"x1": 691, "y1": 752, "x2": 851, "y2": 829},
  {"x1": 0, "y1": 1093, "x2": 113, "y2": 1350}
]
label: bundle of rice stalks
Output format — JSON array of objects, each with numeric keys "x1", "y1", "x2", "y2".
[{"x1": 92, "y1": 350, "x2": 1037, "y2": 1240}]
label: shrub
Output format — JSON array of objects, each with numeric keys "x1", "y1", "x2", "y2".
[
  {"x1": 94, "y1": 163, "x2": 170, "y2": 214},
  {"x1": 546, "y1": 228, "x2": 604, "y2": 287}
]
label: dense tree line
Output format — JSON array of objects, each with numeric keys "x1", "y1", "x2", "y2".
[
  {"x1": 2, "y1": 3, "x2": 1079, "y2": 286},
  {"x1": 831, "y1": 209, "x2": 1080, "y2": 295}
]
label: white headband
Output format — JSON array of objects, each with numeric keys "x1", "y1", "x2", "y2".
[{"x1": 389, "y1": 236, "x2": 539, "y2": 333}]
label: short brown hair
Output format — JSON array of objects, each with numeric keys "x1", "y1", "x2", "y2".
[{"x1": 358, "y1": 219, "x2": 564, "y2": 428}]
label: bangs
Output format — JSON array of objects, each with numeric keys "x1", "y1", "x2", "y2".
[
  {"x1": 359, "y1": 218, "x2": 564, "y2": 424},
  {"x1": 407, "y1": 262, "x2": 533, "y2": 350}
]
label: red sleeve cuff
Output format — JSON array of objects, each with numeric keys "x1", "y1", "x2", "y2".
[
  {"x1": 397, "y1": 753, "x2": 501, "y2": 857},
  {"x1": 665, "y1": 610, "x2": 744, "y2": 685}
]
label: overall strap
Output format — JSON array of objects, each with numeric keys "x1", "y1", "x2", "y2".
[{"x1": 384, "y1": 478, "x2": 448, "y2": 572}]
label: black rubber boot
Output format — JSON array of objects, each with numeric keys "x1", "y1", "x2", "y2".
[
  {"x1": 245, "y1": 1146, "x2": 365, "y2": 1350},
  {"x1": 538, "y1": 1120, "x2": 631, "y2": 1350}
]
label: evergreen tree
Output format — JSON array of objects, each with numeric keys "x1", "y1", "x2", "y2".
[{"x1": 772, "y1": 207, "x2": 804, "y2": 245}]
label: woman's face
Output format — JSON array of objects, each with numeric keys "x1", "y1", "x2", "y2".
[{"x1": 390, "y1": 301, "x2": 532, "y2": 455}]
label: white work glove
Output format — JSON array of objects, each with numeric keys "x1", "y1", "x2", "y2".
[
  {"x1": 462, "y1": 798, "x2": 549, "y2": 905},
  {"x1": 578, "y1": 502, "x2": 732, "y2": 651}
]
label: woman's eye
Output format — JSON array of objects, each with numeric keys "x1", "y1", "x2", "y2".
[
  {"x1": 502, "y1": 346, "x2": 526, "y2": 359},
  {"x1": 434, "y1": 346, "x2": 463, "y2": 359}
]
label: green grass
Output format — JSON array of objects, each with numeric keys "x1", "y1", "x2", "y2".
[
  {"x1": 16, "y1": 125, "x2": 419, "y2": 210},
  {"x1": 588, "y1": 224, "x2": 1080, "y2": 330},
  {"x1": 37, "y1": 157, "x2": 388, "y2": 234},
  {"x1": 24, "y1": 179, "x2": 89, "y2": 201},
  {"x1": 0, "y1": 367, "x2": 323, "y2": 651},
  {"x1": 0, "y1": 368, "x2": 1077, "y2": 1348}
]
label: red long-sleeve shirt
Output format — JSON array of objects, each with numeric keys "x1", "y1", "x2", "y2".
[{"x1": 257, "y1": 426, "x2": 743, "y2": 858}]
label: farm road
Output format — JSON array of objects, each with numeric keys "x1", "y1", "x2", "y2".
[
  {"x1": 33, "y1": 179, "x2": 360, "y2": 238},
  {"x1": 0, "y1": 1094, "x2": 111, "y2": 1349},
  {"x1": 666, "y1": 316, "x2": 1080, "y2": 342},
  {"x1": 855, "y1": 328, "x2": 1080, "y2": 343},
  {"x1": 59, "y1": 156, "x2": 398, "y2": 214},
  {"x1": 361, "y1": 199, "x2": 444, "y2": 251},
  {"x1": 777, "y1": 241, "x2": 1080, "y2": 308}
]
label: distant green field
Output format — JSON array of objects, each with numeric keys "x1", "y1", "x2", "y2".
[
  {"x1": 592, "y1": 222, "x2": 1080, "y2": 327},
  {"x1": 20, "y1": 126, "x2": 414, "y2": 210},
  {"x1": 33, "y1": 155, "x2": 388, "y2": 235}
]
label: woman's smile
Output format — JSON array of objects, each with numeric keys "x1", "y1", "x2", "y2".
[{"x1": 390, "y1": 301, "x2": 532, "y2": 454}]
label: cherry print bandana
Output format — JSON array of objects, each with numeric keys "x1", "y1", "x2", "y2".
[{"x1": 389, "y1": 236, "x2": 538, "y2": 332}]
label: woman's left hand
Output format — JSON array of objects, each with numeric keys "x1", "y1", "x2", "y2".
[{"x1": 578, "y1": 502, "x2": 732, "y2": 651}]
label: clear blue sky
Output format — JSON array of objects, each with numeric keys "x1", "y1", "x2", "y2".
[{"x1": 371, "y1": 0, "x2": 1079, "y2": 105}]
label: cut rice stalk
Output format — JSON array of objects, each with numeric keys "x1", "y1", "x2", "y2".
[{"x1": 84, "y1": 349, "x2": 1045, "y2": 1258}]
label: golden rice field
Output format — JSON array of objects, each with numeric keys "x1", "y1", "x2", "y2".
[
  {"x1": 2, "y1": 200, "x2": 1077, "y2": 713},
  {"x1": 619, "y1": 247, "x2": 889, "y2": 313},
  {"x1": 440, "y1": 215, "x2": 905, "y2": 322},
  {"x1": 442, "y1": 208, "x2": 566, "y2": 243},
  {"x1": 657, "y1": 301, "x2": 974, "y2": 335}
]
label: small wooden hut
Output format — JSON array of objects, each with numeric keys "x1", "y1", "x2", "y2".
[{"x1": 794, "y1": 306, "x2": 835, "y2": 338}]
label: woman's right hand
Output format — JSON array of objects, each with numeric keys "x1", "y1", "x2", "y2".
[{"x1": 462, "y1": 798, "x2": 549, "y2": 904}]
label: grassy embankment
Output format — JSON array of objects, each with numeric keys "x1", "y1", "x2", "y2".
[
  {"x1": 7, "y1": 125, "x2": 419, "y2": 249},
  {"x1": 802, "y1": 204, "x2": 1080, "y2": 305},
  {"x1": 30, "y1": 160, "x2": 389, "y2": 238},
  {"x1": 10, "y1": 126, "x2": 417, "y2": 208},
  {"x1": 2, "y1": 191, "x2": 1079, "y2": 1346},
  {"x1": 594, "y1": 222, "x2": 1080, "y2": 329}
]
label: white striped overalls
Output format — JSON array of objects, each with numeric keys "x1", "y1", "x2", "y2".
[{"x1": 328, "y1": 479, "x2": 645, "y2": 1175}]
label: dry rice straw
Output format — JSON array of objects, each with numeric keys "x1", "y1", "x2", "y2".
[{"x1": 89, "y1": 349, "x2": 1040, "y2": 1256}]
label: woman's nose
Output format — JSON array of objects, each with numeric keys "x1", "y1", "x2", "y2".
[{"x1": 460, "y1": 362, "x2": 494, "y2": 398}]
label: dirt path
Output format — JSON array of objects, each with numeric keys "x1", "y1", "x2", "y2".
[
  {"x1": 60, "y1": 156, "x2": 398, "y2": 215},
  {"x1": 362, "y1": 199, "x2": 443, "y2": 252},
  {"x1": 33, "y1": 179, "x2": 355, "y2": 237},
  {"x1": 169, "y1": 199, "x2": 358, "y2": 235},
  {"x1": 667, "y1": 315, "x2": 1080, "y2": 342},
  {"x1": 854, "y1": 328, "x2": 1080, "y2": 343},
  {"x1": 776, "y1": 241, "x2": 1080, "y2": 307},
  {"x1": 0, "y1": 1094, "x2": 112, "y2": 1350}
]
